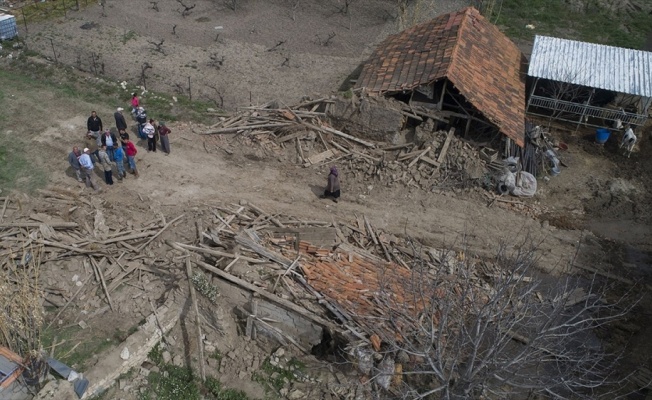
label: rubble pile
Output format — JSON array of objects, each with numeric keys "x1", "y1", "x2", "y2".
[{"x1": 202, "y1": 97, "x2": 493, "y2": 191}]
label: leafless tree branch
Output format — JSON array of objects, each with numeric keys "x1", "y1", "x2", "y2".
[
  {"x1": 345, "y1": 236, "x2": 641, "y2": 399},
  {"x1": 175, "y1": 0, "x2": 196, "y2": 17},
  {"x1": 147, "y1": 39, "x2": 166, "y2": 55}
]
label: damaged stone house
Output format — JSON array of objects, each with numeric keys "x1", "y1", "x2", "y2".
[{"x1": 354, "y1": 6, "x2": 526, "y2": 148}]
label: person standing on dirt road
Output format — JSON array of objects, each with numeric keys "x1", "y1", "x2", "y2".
[
  {"x1": 113, "y1": 145, "x2": 126, "y2": 180},
  {"x1": 98, "y1": 145, "x2": 114, "y2": 185},
  {"x1": 144, "y1": 119, "x2": 157, "y2": 152},
  {"x1": 101, "y1": 129, "x2": 118, "y2": 161},
  {"x1": 119, "y1": 129, "x2": 129, "y2": 150},
  {"x1": 136, "y1": 107, "x2": 148, "y2": 139},
  {"x1": 87, "y1": 111, "x2": 103, "y2": 141},
  {"x1": 131, "y1": 93, "x2": 140, "y2": 116},
  {"x1": 84, "y1": 133, "x2": 100, "y2": 164},
  {"x1": 68, "y1": 146, "x2": 83, "y2": 183},
  {"x1": 114, "y1": 107, "x2": 128, "y2": 132},
  {"x1": 124, "y1": 139, "x2": 139, "y2": 177},
  {"x1": 79, "y1": 148, "x2": 100, "y2": 191},
  {"x1": 158, "y1": 121, "x2": 171, "y2": 155},
  {"x1": 321, "y1": 166, "x2": 341, "y2": 202}
]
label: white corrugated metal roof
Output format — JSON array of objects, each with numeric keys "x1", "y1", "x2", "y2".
[{"x1": 528, "y1": 35, "x2": 652, "y2": 98}]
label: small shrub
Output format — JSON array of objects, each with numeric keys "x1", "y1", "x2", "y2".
[{"x1": 191, "y1": 272, "x2": 219, "y2": 304}]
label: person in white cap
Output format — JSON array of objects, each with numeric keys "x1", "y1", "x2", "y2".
[
  {"x1": 79, "y1": 148, "x2": 100, "y2": 191},
  {"x1": 114, "y1": 107, "x2": 127, "y2": 132}
]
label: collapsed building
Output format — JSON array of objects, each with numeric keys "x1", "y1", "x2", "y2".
[{"x1": 354, "y1": 6, "x2": 526, "y2": 148}]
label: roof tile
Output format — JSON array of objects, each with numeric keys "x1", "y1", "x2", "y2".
[{"x1": 356, "y1": 7, "x2": 525, "y2": 146}]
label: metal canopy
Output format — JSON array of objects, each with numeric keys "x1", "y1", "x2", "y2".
[{"x1": 528, "y1": 35, "x2": 652, "y2": 98}]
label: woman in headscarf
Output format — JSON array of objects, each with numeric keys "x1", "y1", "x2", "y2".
[
  {"x1": 321, "y1": 166, "x2": 340, "y2": 202},
  {"x1": 158, "y1": 121, "x2": 171, "y2": 155}
]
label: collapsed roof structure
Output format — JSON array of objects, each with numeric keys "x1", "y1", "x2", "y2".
[{"x1": 356, "y1": 7, "x2": 527, "y2": 147}]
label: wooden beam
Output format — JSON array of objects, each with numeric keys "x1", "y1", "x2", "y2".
[
  {"x1": 408, "y1": 146, "x2": 431, "y2": 168},
  {"x1": 234, "y1": 234, "x2": 293, "y2": 266},
  {"x1": 170, "y1": 242, "x2": 265, "y2": 264},
  {"x1": 303, "y1": 149, "x2": 337, "y2": 167},
  {"x1": 202, "y1": 122, "x2": 293, "y2": 135},
  {"x1": 193, "y1": 259, "x2": 339, "y2": 332},
  {"x1": 437, "y1": 128, "x2": 455, "y2": 164},
  {"x1": 137, "y1": 214, "x2": 185, "y2": 253},
  {"x1": 186, "y1": 258, "x2": 206, "y2": 382},
  {"x1": 0, "y1": 222, "x2": 78, "y2": 229},
  {"x1": 276, "y1": 131, "x2": 307, "y2": 143},
  {"x1": 304, "y1": 122, "x2": 375, "y2": 148}
]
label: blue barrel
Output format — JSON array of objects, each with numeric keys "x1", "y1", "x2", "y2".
[{"x1": 595, "y1": 128, "x2": 610, "y2": 144}]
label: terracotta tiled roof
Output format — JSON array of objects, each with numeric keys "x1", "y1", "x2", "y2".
[
  {"x1": 356, "y1": 7, "x2": 526, "y2": 146},
  {"x1": 285, "y1": 240, "x2": 443, "y2": 342}
]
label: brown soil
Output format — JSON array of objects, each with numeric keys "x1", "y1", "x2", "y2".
[{"x1": 3, "y1": 1, "x2": 652, "y2": 397}]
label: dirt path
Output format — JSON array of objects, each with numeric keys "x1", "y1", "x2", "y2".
[{"x1": 40, "y1": 120, "x2": 587, "y2": 274}]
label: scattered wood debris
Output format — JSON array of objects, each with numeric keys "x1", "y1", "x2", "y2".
[{"x1": 202, "y1": 98, "x2": 495, "y2": 191}]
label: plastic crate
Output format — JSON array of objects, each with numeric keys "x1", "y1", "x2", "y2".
[{"x1": 0, "y1": 14, "x2": 18, "y2": 40}]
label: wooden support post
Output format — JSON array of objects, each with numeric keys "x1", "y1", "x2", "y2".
[
  {"x1": 49, "y1": 38, "x2": 58, "y2": 64},
  {"x1": 186, "y1": 259, "x2": 206, "y2": 382},
  {"x1": 0, "y1": 197, "x2": 8, "y2": 222},
  {"x1": 91, "y1": 257, "x2": 114, "y2": 311},
  {"x1": 437, "y1": 128, "x2": 455, "y2": 164},
  {"x1": 295, "y1": 137, "x2": 305, "y2": 163}
]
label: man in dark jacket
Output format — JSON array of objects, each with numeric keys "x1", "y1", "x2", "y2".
[
  {"x1": 87, "y1": 111, "x2": 103, "y2": 139},
  {"x1": 100, "y1": 129, "x2": 118, "y2": 161},
  {"x1": 114, "y1": 107, "x2": 128, "y2": 132}
]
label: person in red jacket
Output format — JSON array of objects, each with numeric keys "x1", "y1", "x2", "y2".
[
  {"x1": 130, "y1": 93, "x2": 140, "y2": 116},
  {"x1": 124, "y1": 139, "x2": 139, "y2": 177}
]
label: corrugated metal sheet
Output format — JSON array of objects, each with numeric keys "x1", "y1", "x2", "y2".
[{"x1": 528, "y1": 35, "x2": 652, "y2": 98}]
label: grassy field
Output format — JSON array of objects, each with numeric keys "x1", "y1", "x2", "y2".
[
  {"x1": 494, "y1": 0, "x2": 652, "y2": 49},
  {"x1": 0, "y1": 70, "x2": 48, "y2": 193}
]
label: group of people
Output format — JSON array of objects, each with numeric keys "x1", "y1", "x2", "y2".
[
  {"x1": 66, "y1": 94, "x2": 343, "y2": 201},
  {"x1": 68, "y1": 94, "x2": 172, "y2": 191}
]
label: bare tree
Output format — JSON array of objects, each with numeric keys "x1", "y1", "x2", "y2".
[
  {"x1": 337, "y1": 0, "x2": 357, "y2": 15},
  {"x1": 532, "y1": 66, "x2": 593, "y2": 128},
  {"x1": 353, "y1": 239, "x2": 639, "y2": 399},
  {"x1": 140, "y1": 62, "x2": 152, "y2": 90},
  {"x1": 90, "y1": 51, "x2": 105, "y2": 75},
  {"x1": 267, "y1": 40, "x2": 286, "y2": 52},
  {"x1": 147, "y1": 39, "x2": 166, "y2": 55},
  {"x1": 225, "y1": 0, "x2": 238, "y2": 12},
  {"x1": 474, "y1": 0, "x2": 504, "y2": 22},
  {"x1": 290, "y1": 0, "x2": 300, "y2": 21},
  {"x1": 204, "y1": 83, "x2": 225, "y2": 109},
  {"x1": 175, "y1": 0, "x2": 196, "y2": 17},
  {"x1": 208, "y1": 53, "x2": 225, "y2": 69},
  {"x1": 314, "y1": 32, "x2": 336, "y2": 46}
]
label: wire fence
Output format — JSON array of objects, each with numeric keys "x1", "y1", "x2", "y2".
[
  {"x1": 29, "y1": 35, "x2": 107, "y2": 76},
  {"x1": 10, "y1": 0, "x2": 94, "y2": 35}
]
